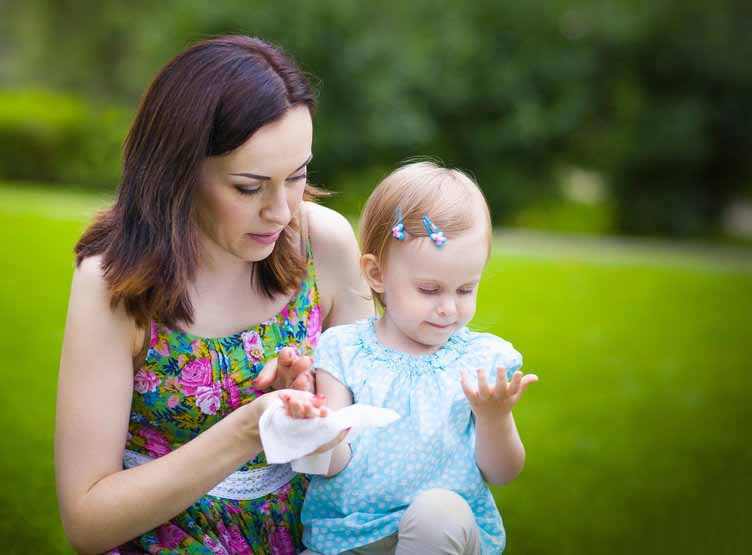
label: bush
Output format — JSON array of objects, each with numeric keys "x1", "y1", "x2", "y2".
[{"x1": 0, "y1": 90, "x2": 129, "y2": 189}]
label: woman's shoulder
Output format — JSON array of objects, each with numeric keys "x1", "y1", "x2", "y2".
[
  {"x1": 302, "y1": 201, "x2": 374, "y2": 327},
  {"x1": 74, "y1": 253, "x2": 106, "y2": 282},
  {"x1": 72, "y1": 254, "x2": 143, "y2": 357},
  {"x1": 303, "y1": 201, "x2": 358, "y2": 257}
]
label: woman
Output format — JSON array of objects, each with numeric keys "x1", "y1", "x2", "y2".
[{"x1": 55, "y1": 35, "x2": 372, "y2": 554}]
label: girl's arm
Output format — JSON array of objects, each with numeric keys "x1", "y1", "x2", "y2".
[
  {"x1": 316, "y1": 369, "x2": 354, "y2": 476},
  {"x1": 461, "y1": 367, "x2": 538, "y2": 486},
  {"x1": 55, "y1": 256, "x2": 278, "y2": 554},
  {"x1": 281, "y1": 369, "x2": 354, "y2": 476},
  {"x1": 474, "y1": 411, "x2": 526, "y2": 486}
]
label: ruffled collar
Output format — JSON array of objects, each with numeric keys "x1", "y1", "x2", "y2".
[{"x1": 355, "y1": 317, "x2": 470, "y2": 375}]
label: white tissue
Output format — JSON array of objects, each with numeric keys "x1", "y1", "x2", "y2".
[{"x1": 259, "y1": 399, "x2": 400, "y2": 474}]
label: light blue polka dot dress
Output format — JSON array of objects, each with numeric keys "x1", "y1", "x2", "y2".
[{"x1": 301, "y1": 317, "x2": 523, "y2": 555}]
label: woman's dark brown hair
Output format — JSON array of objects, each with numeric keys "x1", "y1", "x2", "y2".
[{"x1": 75, "y1": 35, "x2": 321, "y2": 329}]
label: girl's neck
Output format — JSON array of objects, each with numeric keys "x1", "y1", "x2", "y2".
[{"x1": 375, "y1": 313, "x2": 445, "y2": 356}]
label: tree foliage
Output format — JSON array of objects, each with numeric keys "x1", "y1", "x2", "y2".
[{"x1": 3, "y1": 0, "x2": 751, "y2": 236}]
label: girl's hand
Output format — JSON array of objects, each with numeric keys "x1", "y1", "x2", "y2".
[
  {"x1": 279, "y1": 390, "x2": 329, "y2": 419},
  {"x1": 279, "y1": 391, "x2": 350, "y2": 456},
  {"x1": 461, "y1": 366, "x2": 538, "y2": 420},
  {"x1": 253, "y1": 347, "x2": 315, "y2": 393}
]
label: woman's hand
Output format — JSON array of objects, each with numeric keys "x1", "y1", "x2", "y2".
[
  {"x1": 253, "y1": 347, "x2": 314, "y2": 393},
  {"x1": 461, "y1": 366, "x2": 538, "y2": 420}
]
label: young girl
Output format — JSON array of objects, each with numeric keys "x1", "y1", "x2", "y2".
[{"x1": 282, "y1": 161, "x2": 538, "y2": 554}]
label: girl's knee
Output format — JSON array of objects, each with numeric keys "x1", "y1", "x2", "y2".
[
  {"x1": 398, "y1": 488, "x2": 479, "y2": 553},
  {"x1": 407, "y1": 488, "x2": 474, "y2": 523}
]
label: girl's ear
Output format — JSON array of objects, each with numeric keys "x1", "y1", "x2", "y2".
[{"x1": 360, "y1": 254, "x2": 385, "y2": 294}]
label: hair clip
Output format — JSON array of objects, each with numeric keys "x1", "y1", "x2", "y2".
[
  {"x1": 392, "y1": 207, "x2": 405, "y2": 240},
  {"x1": 422, "y1": 215, "x2": 447, "y2": 248}
]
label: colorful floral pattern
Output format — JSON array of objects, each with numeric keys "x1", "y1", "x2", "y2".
[{"x1": 108, "y1": 243, "x2": 321, "y2": 554}]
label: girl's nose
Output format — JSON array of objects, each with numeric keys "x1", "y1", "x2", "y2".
[{"x1": 437, "y1": 297, "x2": 456, "y2": 318}]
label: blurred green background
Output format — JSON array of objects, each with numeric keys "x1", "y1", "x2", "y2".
[{"x1": 1, "y1": 0, "x2": 751, "y2": 553}]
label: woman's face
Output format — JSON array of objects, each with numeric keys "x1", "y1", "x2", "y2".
[{"x1": 197, "y1": 104, "x2": 313, "y2": 263}]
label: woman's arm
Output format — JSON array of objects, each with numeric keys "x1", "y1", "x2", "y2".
[
  {"x1": 55, "y1": 256, "x2": 274, "y2": 554},
  {"x1": 306, "y1": 202, "x2": 375, "y2": 328}
]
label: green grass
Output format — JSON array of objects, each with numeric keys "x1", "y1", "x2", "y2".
[{"x1": 1, "y1": 182, "x2": 751, "y2": 554}]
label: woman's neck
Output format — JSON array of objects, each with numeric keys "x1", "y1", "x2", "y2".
[{"x1": 193, "y1": 235, "x2": 255, "y2": 296}]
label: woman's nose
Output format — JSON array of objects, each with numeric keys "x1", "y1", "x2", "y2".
[{"x1": 261, "y1": 185, "x2": 290, "y2": 225}]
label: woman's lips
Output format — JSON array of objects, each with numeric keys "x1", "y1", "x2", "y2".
[{"x1": 246, "y1": 231, "x2": 281, "y2": 244}]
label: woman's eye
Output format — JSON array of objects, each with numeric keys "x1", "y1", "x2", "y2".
[
  {"x1": 288, "y1": 173, "x2": 307, "y2": 182},
  {"x1": 235, "y1": 186, "x2": 261, "y2": 196}
]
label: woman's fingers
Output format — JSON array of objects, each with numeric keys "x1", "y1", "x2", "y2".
[
  {"x1": 290, "y1": 368, "x2": 314, "y2": 393},
  {"x1": 253, "y1": 357, "x2": 278, "y2": 390},
  {"x1": 254, "y1": 349, "x2": 314, "y2": 392},
  {"x1": 274, "y1": 349, "x2": 302, "y2": 390}
]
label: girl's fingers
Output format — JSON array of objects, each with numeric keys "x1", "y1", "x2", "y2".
[
  {"x1": 460, "y1": 369, "x2": 477, "y2": 402},
  {"x1": 493, "y1": 366, "x2": 508, "y2": 399},
  {"x1": 517, "y1": 374, "x2": 539, "y2": 396},
  {"x1": 281, "y1": 389, "x2": 331, "y2": 419},
  {"x1": 507, "y1": 371, "x2": 523, "y2": 396},
  {"x1": 477, "y1": 368, "x2": 491, "y2": 399},
  {"x1": 290, "y1": 398, "x2": 304, "y2": 418}
]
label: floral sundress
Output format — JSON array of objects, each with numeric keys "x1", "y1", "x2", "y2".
[{"x1": 107, "y1": 241, "x2": 322, "y2": 555}]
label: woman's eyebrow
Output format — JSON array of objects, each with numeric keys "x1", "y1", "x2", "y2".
[{"x1": 229, "y1": 154, "x2": 313, "y2": 180}]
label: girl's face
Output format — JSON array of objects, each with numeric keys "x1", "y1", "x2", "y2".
[
  {"x1": 196, "y1": 104, "x2": 313, "y2": 264},
  {"x1": 370, "y1": 221, "x2": 489, "y2": 354}
]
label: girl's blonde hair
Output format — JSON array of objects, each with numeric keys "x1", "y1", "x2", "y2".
[{"x1": 359, "y1": 160, "x2": 493, "y2": 310}]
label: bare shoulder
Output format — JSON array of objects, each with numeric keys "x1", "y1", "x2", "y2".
[
  {"x1": 302, "y1": 202, "x2": 374, "y2": 327},
  {"x1": 304, "y1": 201, "x2": 358, "y2": 251},
  {"x1": 70, "y1": 254, "x2": 142, "y2": 356},
  {"x1": 303, "y1": 201, "x2": 360, "y2": 279}
]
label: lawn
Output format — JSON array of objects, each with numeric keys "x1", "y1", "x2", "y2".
[{"x1": 1, "y1": 182, "x2": 750, "y2": 554}]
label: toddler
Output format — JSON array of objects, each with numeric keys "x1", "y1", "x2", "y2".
[{"x1": 283, "y1": 161, "x2": 538, "y2": 554}]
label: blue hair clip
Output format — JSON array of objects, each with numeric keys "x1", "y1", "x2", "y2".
[
  {"x1": 392, "y1": 207, "x2": 406, "y2": 240},
  {"x1": 422, "y1": 215, "x2": 447, "y2": 248}
]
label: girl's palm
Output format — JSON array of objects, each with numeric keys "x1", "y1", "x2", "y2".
[{"x1": 461, "y1": 367, "x2": 538, "y2": 418}]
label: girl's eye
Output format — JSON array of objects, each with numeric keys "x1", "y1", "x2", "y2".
[
  {"x1": 458, "y1": 288, "x2": 475, "y2": 295},
  {"x1": 235, "y1": 186, "x2": 261, "y2": 196},
  {"x1": 419, "y1": 288, "x2": 439, "y2": 295}
]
